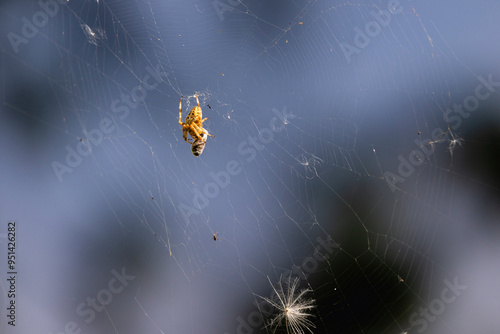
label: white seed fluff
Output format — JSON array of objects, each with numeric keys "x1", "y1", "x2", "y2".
[{"x1": 258, "y1": 275, "x2": 316, "y2": 334}]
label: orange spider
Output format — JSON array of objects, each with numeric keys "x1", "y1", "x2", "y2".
[{"x1": 178, "y1": 93, "x2": 214, "y2": 147}]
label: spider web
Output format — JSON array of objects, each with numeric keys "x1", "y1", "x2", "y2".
[{"x1": 1, "y1": 0, "x2": 500, "y2": 334}]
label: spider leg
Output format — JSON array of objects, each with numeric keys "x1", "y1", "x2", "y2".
[
  {"x1": 193, "y1": 123, "x2": 214, "y2": 138},
  {"x1": 194, "y1": 92, "x2": 200, "y2": 107},
  {"x1": 183, "y1": 127, "x2": 192, "y2": 143},
  {"x1": 190, "y1": 125, "x2": 204, "y2": 142},
  {"x1": 178, "y1": 96, "x2": 184, "y2": 125},
  {"x1": 201, "y1": 117, "x2": 209, "y2": 123}
]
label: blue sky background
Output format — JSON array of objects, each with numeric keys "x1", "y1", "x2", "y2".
[{"x1": 1, "y1": 0, "x2": 500, "y2": 333}]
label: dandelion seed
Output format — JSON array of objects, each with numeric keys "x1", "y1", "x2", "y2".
[{"x1": 257, "y1": 275, "x2": 316, "y2": 334}]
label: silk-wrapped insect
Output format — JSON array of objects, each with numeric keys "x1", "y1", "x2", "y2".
[{"x1": 191, "y1": 133, "x2": 207, "y2": 156}]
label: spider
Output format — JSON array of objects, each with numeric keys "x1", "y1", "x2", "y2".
[
  {"x1": 213, "y1": 232, "x2": 220, "y2": 241},
  {"x1": 179, "y1": 93, "x2": 214, "y2": 146}
]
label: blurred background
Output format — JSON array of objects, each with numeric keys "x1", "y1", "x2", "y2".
[{"x1": 1, "y1": 0, "x2": 500, "y2": 333}]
